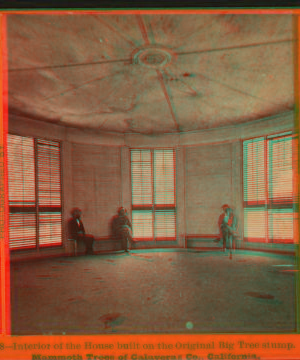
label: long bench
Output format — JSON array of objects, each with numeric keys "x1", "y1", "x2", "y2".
[
  {"x1": 68, "y1": 236, "x2": 123, "y2": 256},
  {"x1": 186, "y1": 234, "x2": 223, "y2": 250}
]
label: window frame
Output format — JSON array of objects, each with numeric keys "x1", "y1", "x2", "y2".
[
  {"x1": 130, "y1": 147, "x2": 177, "y2": 243},
  {"x1": 242, "y1": 130, "x2": 297, "y2": 244},
  {"x1": 7, "y1": 132, "x2": 64, "y2": 251}
]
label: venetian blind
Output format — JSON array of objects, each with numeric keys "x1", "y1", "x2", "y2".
[
  {"x1": 131, "y1": 149, "x2": 176, "y2": 241},
  {"x1": 7, "y1": 134, "x2": 62, "y2": 250},
  {"x1": 7, "y1": 134, "x2": 36, "y2": 249},
  {"x1": 243, "y1": 134, "x2": 296, "y2": 244},
  {"x1": 154, "y1": 149, "x2": 176, "y2": 240},
  {"x1": 37, "y1": 139, "x2": 62, "y2": 247},
  {"x1": 131, "y1": 149, "x2": 152, "y2": 206},
  {"x1": 243, "y1": 137, "x2": 266, "y2": 242},
  {"x1": 268, "y1": 135, "x2": 294, "y2": 243}
]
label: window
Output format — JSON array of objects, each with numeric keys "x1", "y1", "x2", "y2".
[
  {"x1": 7, "y1": 134, "x2": 62, "y2": 250},
  {"x1": 131, "y1": 149, "x2": 176, "y2": 241},
  {"x1": 243, "y1": 133, "x2": 297, "y2": 243}
]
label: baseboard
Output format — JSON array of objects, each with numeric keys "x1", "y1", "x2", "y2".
[{"x1": 186, "y1": 235, "x2": 297, "y2": 255}]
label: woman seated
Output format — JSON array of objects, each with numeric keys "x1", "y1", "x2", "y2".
[{"x1": 111, "y1": 207, "x2": 132, "y2": 253}]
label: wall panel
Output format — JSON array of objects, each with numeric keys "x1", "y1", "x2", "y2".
[
  {"x1": 186, "y1": 143, "x2": 236, "y2": 236},
  {"x1": 71, "y1": 143, "x2": 122, "y2": 237}
]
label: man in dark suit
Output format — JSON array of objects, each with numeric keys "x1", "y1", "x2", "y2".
[{"x1": 68, "y1": 208, "x2": 94, "y2": 255}]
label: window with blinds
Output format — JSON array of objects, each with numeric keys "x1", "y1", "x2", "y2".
[
  {"x1": 243, "y1": 133, "x2": 297, "y2": 244},
  {"x1": 131, "y1": 149, "x2": 176, "y2": 241},
  {"x1": 7, "y1": 134, "x2": 62, "y2": 250}
]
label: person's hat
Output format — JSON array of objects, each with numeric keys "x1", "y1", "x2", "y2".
[
  {"x1": 71, "y1": 207, "x2": 82, "y2": 216},
  {"x1": 221, "y1": 204, "x2": 230, "y2": 210}
]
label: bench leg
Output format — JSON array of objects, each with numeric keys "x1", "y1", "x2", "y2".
[{"x1": 74, "y1": 240, "x2": 77, "y2": 256}]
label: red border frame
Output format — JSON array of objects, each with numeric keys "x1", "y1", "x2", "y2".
[{"x1": 1, "y1": 9, "x2": 300, "y2": 360}]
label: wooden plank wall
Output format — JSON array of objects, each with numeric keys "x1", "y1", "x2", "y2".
[
  {"x1": 185, "y1": 143, "x2": 234, "y2": 236},
  {"x1": 71, "y1": 143, "x2": 122, "y2": 238}
]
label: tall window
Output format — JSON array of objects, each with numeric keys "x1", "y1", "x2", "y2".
[
  {"x1": 131, "y1": 149, "x2": 176, "y2": 241},
  {"x1": 7, "y1": 134, "x2": 62, "y2": 250},
  {"x1": 243, "y1": 133, "x2": 297, "y2": 243}
]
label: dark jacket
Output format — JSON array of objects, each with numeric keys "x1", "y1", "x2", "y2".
[{"x1": 68, "y1": 217, "x2": 85, "y2": 239}]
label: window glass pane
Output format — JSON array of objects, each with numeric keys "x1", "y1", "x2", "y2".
[
  {"x1": 243, "y1": 137, "x2": 265, "y2": 204},
  {"x1": 155, "y1": 210, "x2": 176, "y2": 240},
  {"x1": 7, "y1": 134, "x2": 35, "y2": 205},
  {"x1": 131, "y1": 150, "x2": 152, "y2": 205},
  {"x1": 9, "y1": 213, "x2": 36, "y2": 249},
  {"x1": 39, "y1": 212, "x2": 62, "y2": 247},
  {"x1": 268, "y1": 209, "x2": 294, "y2": 243},
  {"x1": 132, "y1": 210, "x2": 153, "y2": 239},
  {"x1": 37, "y1": 140, "x2": 61, "y2": 207},
  {"x1": 244, "y1": 208, "x2": 266, "y2": 242},
  {"x1": 154, "y1": 150, "x2": 175, "y2": 205},
  {"x1": 268, "y1": 136, "x2": 293, "y2": 204}
]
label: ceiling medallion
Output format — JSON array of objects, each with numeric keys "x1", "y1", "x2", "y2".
[{"x1": 132, "y1": 46, "x2": 175, "y2": 69}]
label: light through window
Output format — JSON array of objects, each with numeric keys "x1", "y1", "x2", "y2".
[
  {"x1": 131, "y1": 149, "x2": 176, "y2": 241},
  {"x1": 7, "y1": 134, "x2": 62, "y2": 250},
  {"x1": 243, "y1": 133, "x2": 297, "y2": 244}
]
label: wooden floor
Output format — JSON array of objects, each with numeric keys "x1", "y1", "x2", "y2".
[{"x1": 10, "y1": 250, "x2": 297, "y2": 335}]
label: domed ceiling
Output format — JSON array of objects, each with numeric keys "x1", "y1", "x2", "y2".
[{"x1": 7, "y1": 13, "x2": 294, "y2": 134}]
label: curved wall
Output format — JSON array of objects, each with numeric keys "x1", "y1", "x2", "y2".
[
  {"x1": 8, "y1": 110, "x2": 295, "y2": 259},
  {"x1": 9, "y1": 110, "x2": 294, "y2": 147}
]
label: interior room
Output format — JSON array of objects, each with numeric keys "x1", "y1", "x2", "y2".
[{"x1": 6, "y1": 12, "x2": 298, "y2": 335}]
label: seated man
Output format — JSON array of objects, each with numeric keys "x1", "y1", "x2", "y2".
[
  {"x1": 68, "y1": 208, "x2": 95, "y2": 255},
  {"x1": 111, "y1": 207, "x2": 132, "y2": 253},
  {"x1": 218, "y1": 204, "x2": 238, "y2": 259}
]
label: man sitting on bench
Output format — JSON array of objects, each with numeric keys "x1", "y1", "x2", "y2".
[{"x1": 68, "y1": 208, "x2": 95, "y2": 255}]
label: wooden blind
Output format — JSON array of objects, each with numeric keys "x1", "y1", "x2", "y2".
[
  {"x1": 132, "y1": 210, "x2": 153, "y2": 240},
  {"x1": 131, "y1": 149, "x2": 152, "y2": 206},
  {"x1": 8, "y1": 213, "x2": 36, "y2": 250},
  {"x1": 268, "y1": 135, "x2": 294, "y2": 243},
  {"x1": 37, "y1": 139, "x2": 61, "y2": 207},
  {"x1": 7, "y1": 135, "x2": 35, "y2": 206},
  {"x1": 7, "y1": 135, "x2": 36, "y2": 249},
  {"x1": 155, "y1": 210, "x2": 176, "y2": 240},
  {"x1": 37, "y1": 139, "x2": 62, "y2": 247},
  {"x1": 7, "y1": 134, "x2": 62, "y2": 250},
  {"x1": 268, "y1": 136, "x2": 293, "y2": 205},
  {"x1": 154, "y1": 149, "x2": 175, "y2": 206},
  {"x1": 243, "y1": 137, "x2": 265, "y2": 206},
  {"x1": 243, "y1": 137, "x2": 266, "y2": 242},
  {"x1": 131, "y1": 149, "x2": 176, "y2": 241},
  {"x1": 243, "y1": 134, "x2": 296, "y2": 244}
]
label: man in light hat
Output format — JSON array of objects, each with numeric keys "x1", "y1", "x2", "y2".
[{"x1": 218, "y1": 204, "x2": 238, "y2": 259}]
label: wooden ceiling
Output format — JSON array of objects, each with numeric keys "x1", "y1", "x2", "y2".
[{"x1": 7, "y1": 13, "x2": 294, "y2": 134}]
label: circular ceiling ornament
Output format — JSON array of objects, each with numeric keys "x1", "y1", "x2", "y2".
[{"x1": 132, "y1": 46, "x2": 176, "y2": 69}]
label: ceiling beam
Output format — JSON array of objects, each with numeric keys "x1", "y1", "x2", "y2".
[
  {"x1": 177, "y1": 38, "x2": 294, "y2": 57},
  {"x1": 9, "y1": 58, "x2": 131, "y2": 73},
  {"x1": 156, "y1": 69, "x2": 180, "y2": 132},
  {"x1": 136, "y1": 14, "x2": 150, "y2": 45}
]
